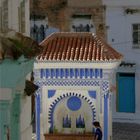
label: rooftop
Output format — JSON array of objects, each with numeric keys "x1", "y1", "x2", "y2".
[{"x1": 37, "y1": 32, "x2": 122, "y2": 62}]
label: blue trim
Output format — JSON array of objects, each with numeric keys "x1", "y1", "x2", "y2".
[
  {"x1": 65, "y1": 69, "x2": 69, "y2": 78},
  {"x1": 51, "y1": 69, "x2": 55, "y2": 78},
  {"x1": 80, "y1": 69, "x2": 84, "y2": 78},
  {"x1": 100, "y1": 69, "x2": 103, "y2": 78},
  {"x1": 104, "y1": 93, "x2": 109, "y2": 140},
  {"x1": 95, "y1": 69, "x2": 98, "y2": 78},
  {"x1": 89, "y1": 69, "x2": 93, "y2": 78},
  {"x1": 40, "y1": 68, "x2": 103, "y2": 79},
  {"x1": 70, "y1": 69, "x2": 74, "y2": 78},
  {"x1": 35, "y1": 79, "x2": 100, "y2": 87},
  {"x1": 36, "y1": 94, "x2": 40, "y2": 140},
  {"x1": 46, "y1": 69, "x2": 50, "y2": 78},
  {"x1": 85, "y1": 69, "x2": 89, "y2": 78},
  {"x1": 40, "y1": 69, "x2": 44, "y2": 78},
  {"x1": 60, "y1": 69, "x2": 65, "y2": 78},
  {"x1": 48, "y1": 90, "x2": 56, "y2": 98},
  {"x1": 75, "y1": 68, "x2": 79, "y2": 78},
  {"x1": 67, "y1": 96, "x2": 82, "y2": 111},
  {"x1": 92, "y1": 69, "x2": 95, "y2": 77},
  {"x1": 88, "y1": 90, "x2": 96, "y2": 99},
  {"x1": 56, "y1": 69, "x2": 59, "y2": 78},
  {"x1": 48, "y1": 93, "x2": 96, "y2": 126}
]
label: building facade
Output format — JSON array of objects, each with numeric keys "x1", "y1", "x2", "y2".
[
  {"x1": 0, "y1": 1, "x2": 32, "y2": 139},
  {"x1": 0, "y1": 59, "x2": 34, "y2": 140},
  {"x1": 0, "y1": 31, "x2": 40, "y2": 140},
  {"x1": 34, "y1": 32, "x2": 122, "y2": 140},
  {"x1": 30, "y1": 0, "x2": 106, "y2": 42},
  {"x1": 0, "y1": 0, "x2": 30, "y2": 35},
  {"x1": 103, "y1": 0, "x2": 140, "y2": 123}
]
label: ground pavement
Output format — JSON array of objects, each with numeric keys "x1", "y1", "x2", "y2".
[
  {"x1": 33, "y1": 122, "x2": 140, "y2": 140},
  {"x1": 113, "y1": 122, "x2": 140, "y2": 140}
]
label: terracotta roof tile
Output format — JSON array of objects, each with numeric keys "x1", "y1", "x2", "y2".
[{"x1": 37, "y1": 32, "x2": 122, "y2": 62}]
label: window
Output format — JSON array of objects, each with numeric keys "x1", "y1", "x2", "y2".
[
  {"x1": 132, "y1": 24, "x2": 140, "y2": 48},
  {"x1": 116, "y1": 73, "x2": 135, "y2": 113},
  {"x1": 72, "y1": 24, "x2": 91, "y2": 32},
  {"x1": 1, "y1": 0, "x2": 8, "y2": 32},
  {"x1": 71, "y1": 14, "x2": 95, "y2": 33},
  {"x1": 18, "y1": 1, "x2": 25, "y2": 33}
]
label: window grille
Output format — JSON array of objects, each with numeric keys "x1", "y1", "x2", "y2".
[{"x1": 132, "y1": 24, "x2": 140, "y2": 48}]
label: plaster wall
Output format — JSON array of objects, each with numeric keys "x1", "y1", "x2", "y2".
[
  {"x1": 0, "y1": 59, "x2": 34, "y2": 140},
  {"x1": 20, "y1": 96, "x2": 32, "y2": 140},
  {"x1": 103, "y1": 0, "x2": 140, "y2": 6},
  {"x1": 0, "y1": 88, "x2": 12, "y2": 100},
  {"x1": 104, "y1": 5, "x2": 140, "y2": 123},
  {"x1": 0, "y1": 88, "x2": 32, "y2": 140},
  {"x1": 41, "y1": 86, "x2": 101, "y2": 134}
]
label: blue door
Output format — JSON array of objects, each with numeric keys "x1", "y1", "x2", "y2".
[{"x1": 117, "y1": 73, "x2": 135, "y2": 113}]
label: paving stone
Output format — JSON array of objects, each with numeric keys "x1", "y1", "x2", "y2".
[{"x1": 113, "y1": 122, "x2": 140, "y2": 140}]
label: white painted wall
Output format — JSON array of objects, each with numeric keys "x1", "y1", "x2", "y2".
[
  {"x1": 103, "y1": 0, "x2": 140, "y2": 123},
  {"x1": 103, "y1": 0, "x2": 140, "y2": 7},
  {"x1": 41, "y1": 86, "x2": 102, "y2": 133}
]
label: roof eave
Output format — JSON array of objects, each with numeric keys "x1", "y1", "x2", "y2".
[{"x1": 34, "y1": 59, "x2": 122, "y2": 69}]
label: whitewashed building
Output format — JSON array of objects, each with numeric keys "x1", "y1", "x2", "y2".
[
  {"x1": 103, "y1": 0, "x2": 140, "y2": 123},
  {"x1": 34, "y1": 32, "x2": 122, "y2": 140}
]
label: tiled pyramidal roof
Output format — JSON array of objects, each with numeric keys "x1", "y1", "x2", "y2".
[{"x1": 37, "y1": 32, "x2": 122, "y2": 62}]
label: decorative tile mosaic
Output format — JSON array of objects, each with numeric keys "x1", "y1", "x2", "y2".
[
  {"x1": 48, "y1": 92, "x2": 96, "y2": 125},
  {"x1": 39, "y1": 68, "x2": 103, "y2": 79},
  {"x1": 35, "y1": 79, "x2": 100, "y2": 87}
]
